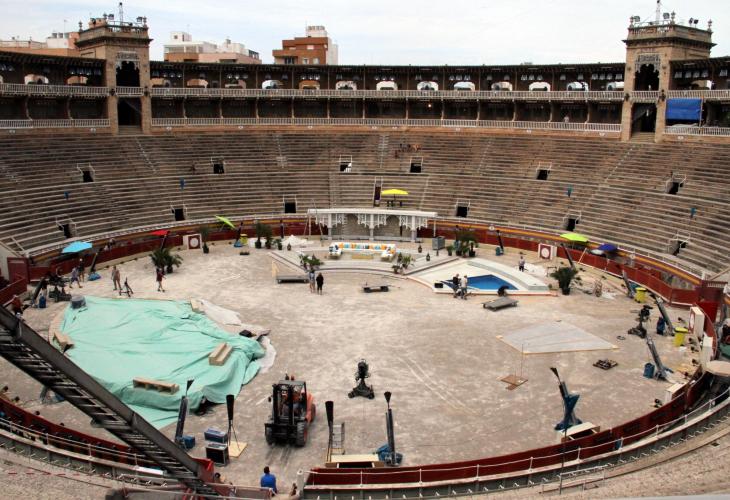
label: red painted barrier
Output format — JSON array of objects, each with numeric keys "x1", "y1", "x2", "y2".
[
  {"x1": 307, "y1": 373, "x2": 710, "y2": 487},
  {"x1": 0, "y1": 397, "x2": 152, "y2": 466},
  {"x1": 0, "y1": 278, "x2": 28, "y2": 306}
]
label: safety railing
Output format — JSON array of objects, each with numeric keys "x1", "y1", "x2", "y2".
[
  {"x1": 0, "y1": 119, "x2": 110, "y2": 129},
  {"x1": 151, "y1": 117, "x2": 621, "y2": 132},
  {"x1": 0, "y1": 83, "x2": 109, "y2": 97},
  {"x1": 630, "y1": 91, "x2": 660, "y2": 102},
  {"x1": 664, "y1": 126, "x2": 730, "y2": 137},
  {"x1": 114, "y1": 86, "x2": 144, "y2": 97},
  {"x1": 667, "y1": 89, "x2": 730, "y2": 100},
  {"x1": 303, "y1": 386, "x2": 730, "y2": 496},
  {"x1": 149, "y1": 87, "x2": 625, "y2": 101},
  {"x1": 0, "y1": 419, "x2": 270, "y2": 498}
]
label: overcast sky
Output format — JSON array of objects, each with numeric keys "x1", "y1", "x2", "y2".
[{"x1": 2, "y1": 0, "x2": 728, "y2": 65}]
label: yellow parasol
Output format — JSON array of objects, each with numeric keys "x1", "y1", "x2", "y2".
[{"x1": 381, "y1": 189, "x2": 409, "y2": 196}]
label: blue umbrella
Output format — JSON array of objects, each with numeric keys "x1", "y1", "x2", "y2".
[
  {"x1": 597, "y1": 243, "x2": 618, "y2": 252},
  {"x1": 62, "y1": 241, "x2": 92, "y2": 254}
]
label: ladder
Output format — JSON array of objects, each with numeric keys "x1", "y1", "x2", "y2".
[
  {"x1": 377, "y1": 135, "x2": 389, "y2": 170},
  {"x1": 135, "y1": 137, "x2": 157, "y2": 174},
  {"x1": 0, "y1": 309, "x2": 221, "y2": 497}
]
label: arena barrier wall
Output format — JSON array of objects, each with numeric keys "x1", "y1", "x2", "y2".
[
  {"x1": 3, "y1": 217, "x2": 716, "y2": 308},
  {"x1": 305, "y1": 372, "x2": 713, "y2": 488},
  {"x1": 0, "y1": 277, "x2": 27, "y2": 306}
]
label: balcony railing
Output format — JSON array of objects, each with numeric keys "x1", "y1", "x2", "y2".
[
  {"x1": 664, "y1": 125, "x2": 730, "y2": 137},
  {"x1": 151, "y1": 117, "x2": 621, "y2": 132},
  {"x1": 0, "y1": 83, "x2": 109, "y2": 97},
  {"x1": 150, "y1": 87, "x2": 625, "y2": 101},
  {"x1": 2, "y1": 84, "x2": 729, "y2": 103},
  {"x1": 630, "y1": 91, "x2": 660, "y2": 102},
  {"x1": 667, "y1": 89, "x2": 730, "y2": 100},
  {"x1": 114, "y1": 86, "x2": 144, "y2": 97},
  {"x1": 0, "y1": 119, "x2": 110, "y2": 129}
]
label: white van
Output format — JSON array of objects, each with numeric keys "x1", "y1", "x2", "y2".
[
  {"x1": 606, "y1": 81, "x2": 624, "y2": 91},
  {"x1": 528, "y1": 82, "x2": 551, "y2": 92},
  {"x1": 262, "y1": 79, "x2": 283, "y2": 90},
  {"x1": 454, "y1": 81, "x2": 476, "y2": 91},
  {"x1": 491, "y1": 81, "x2": 513, "y2": 91},
  {"x1": 376, "y1": 81, "x2": 398, "y2": 91},
  {"x1": 567, "y1": 81, "x2": 589, "y2": 91},
  {"x1": 417, "y1": 81, "x2": 439, "y2": 91},
  {"x1": 336, "y1": 80, "x2": 357, "y2": 90}
]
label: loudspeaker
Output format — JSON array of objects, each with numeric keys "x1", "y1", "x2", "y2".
[
  {"x1": 284, "y1": 202, "x2": 296, "y2": 214},
  {"x1": 204, "y1": 427, "x2": 228, "y2": 444},
  {"x1": 173, "y1": 208, "x2": 185, "y2": 221},
  {"x1": 456, "y1": 206, "x2": 468, "y2": 218},
  {"x1": 226, "y1": 394, "x2": 235, "y2": 422},
  {"x1": 325, "y1": 400, "x2": 334, "y2": 429},
  {"x1": 205, "y1": 443, "x2": 229, "y2": 465},
  {"x1": 434, "y1": 282, "x2": 444, "y2": 289}
]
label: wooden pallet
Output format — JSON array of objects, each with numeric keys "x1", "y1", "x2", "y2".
[{"x1": 133, "y1": 377, "x2": 179, "y2": 394}]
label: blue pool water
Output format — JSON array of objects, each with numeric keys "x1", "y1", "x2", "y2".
[{"x1": 443, "y1": 274, "x2": 517, "y2": 291}]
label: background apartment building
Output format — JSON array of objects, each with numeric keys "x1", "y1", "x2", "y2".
[
  {"x1": 164, "y1": 32, "x2": 261, "y2": 64},
  {"x1": 272, "y1": 25, "x2": 338, "y2": 65}
]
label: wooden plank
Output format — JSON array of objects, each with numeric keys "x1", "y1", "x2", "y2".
[
  {"x1": 209, "y1": 343, "x2": 232, "y2": 366},
  {"x1": 52, "y1": 331, "x2": 74, "y2": 350}
]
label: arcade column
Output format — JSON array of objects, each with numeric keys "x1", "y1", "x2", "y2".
[
  {"x1": 140, "y1": 91, "x2": 152, "y2": 134},
  {"x1": 619, "y1": 99, "x2": 632, "y2": 142},
  {"x1": 107, "y1": 93, "x2": 120, "y2": 135},
  {"x1": 654, "y1": 95, "x2": 667, "y2": 143}
]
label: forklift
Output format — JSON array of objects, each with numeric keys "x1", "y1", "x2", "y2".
[{"x1": 265, "y1": 378, "x2": 316, "y2": 446}]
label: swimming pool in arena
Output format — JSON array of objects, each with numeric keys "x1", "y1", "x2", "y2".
[
  {"x1": 442, "y1": 274, "x2": 517, "y2": 291},
  {"x1": 414, "y1": 257, "x2": 550, "y2": 295}
]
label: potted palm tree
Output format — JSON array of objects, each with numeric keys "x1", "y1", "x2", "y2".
[
  {"x1": 401, "y1": 254, "x2": 412, "y2": 270},
  {"x1": 446, "y1": 245, "x2": 454, "y2": 256},
  {"x1": 255, "y1": 222, "x2": 272, "y2": 249},
  {"x1": 198, "y1": 225, "x2": 211, "y2": 254},
  {"x1": 150, "y1": 247, "x2": 184, "y2": 274},
  {"x1": 150, "y1": 248, "x2": 167, "y2": 269},
  {"x1": 550, "y1": 266, "x2": 578, "y2": 295},
  {"x1": 164, "y1": 250, "x2": 183, "y2": 274},
  {"x1": 455, "y1": 230, "x2": 478, "y2": 258}
]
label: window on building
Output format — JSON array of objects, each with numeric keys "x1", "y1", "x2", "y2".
[
  {"x1": 307, "y1": 44, "x2": 314, "y2": 50},
  {"x1": 302, "y1": 58, "x2": 309, "y2": 64},
  {"x1": 313, "y1": 58, "x2": 319, "y2": 64},
  {"x1": 284, "y1": 57, "x2": 295, "y2": 64}
]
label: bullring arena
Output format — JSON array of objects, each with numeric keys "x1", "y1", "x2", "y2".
[{"x1": 1, "y1": 4, "x2": 730, "y2": 500}]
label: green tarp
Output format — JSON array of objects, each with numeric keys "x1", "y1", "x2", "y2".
[{"x1": 60, "y1": 297, "x2": 265, "y2": 428}]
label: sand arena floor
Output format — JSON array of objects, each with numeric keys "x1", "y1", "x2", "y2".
[{"x1": 1, "y1": 240, "x2": 697, "y2": 489}]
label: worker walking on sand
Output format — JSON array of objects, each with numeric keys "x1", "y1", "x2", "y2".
[
  {"x1": 156, "y1": 267, "x2": 165, "y2": 292},
  {"x1": 452, "y1": 273, "x2": 460, "y2": 298},
  {"x1": 112, "y1": 265, "x2": 122, "y2": 291},
  {"x1": 460, "y1": 275, "x2": 468, "y2": 300}
]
